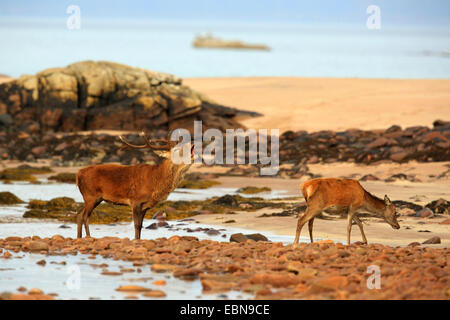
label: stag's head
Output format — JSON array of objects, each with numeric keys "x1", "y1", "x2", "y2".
[
  {"x1": 383, "y1": 195, "x2": 400, "y2": 229},
  {"x1": 119, "y1": 131, "x2": 195, "y2": 164}
]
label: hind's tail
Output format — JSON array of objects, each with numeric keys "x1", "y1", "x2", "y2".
[{"x1": 300, "y1": 180, "x2": 318, "y2": 202}]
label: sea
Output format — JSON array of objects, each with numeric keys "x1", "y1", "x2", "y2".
[{"x1": 0, "y1": 17, "x2": 450, "y2": 79}]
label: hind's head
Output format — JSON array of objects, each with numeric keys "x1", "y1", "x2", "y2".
[{"x1": 383, "y1": 195, "x2": 400, "y2": 229}]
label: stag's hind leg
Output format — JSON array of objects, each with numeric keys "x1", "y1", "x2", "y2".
[
  {"x1": 78, "y1": 198, "x2": 101, "y2": 238},
  {"x1": 77, "y1": 207, "x2": 85, "y2": 238}
]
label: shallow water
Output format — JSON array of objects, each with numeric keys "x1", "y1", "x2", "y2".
[
  {"x1": 0, "y1": 181, "x2": 302, "y2": 243},
  {"x1": 0, "y1": 182, "x2": 306, "y2": 299},
  {"x1": 0, "y1": 251, "x2": 251, "y2": 300},
  {"x1": 0, "y1": 181, "x2": 291, "y2": 203}
]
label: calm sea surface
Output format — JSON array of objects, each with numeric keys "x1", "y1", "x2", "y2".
[{"x1": 1, "y1": 17, "x2": 450, "y2": 79}]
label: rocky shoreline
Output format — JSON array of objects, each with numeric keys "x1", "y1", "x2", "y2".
[
  {"x1": 0, "y1": 120, "x2": 448, "y2": 174},
  {"x1": 0, "y1": 236, "x2": 448, "y2": 300}
]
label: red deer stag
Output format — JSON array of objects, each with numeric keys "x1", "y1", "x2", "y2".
[
  {"x1": 293, "y1": 178, "x2": 400, "y2": 246},
  {"x1": 76, "y1": 132, "x2": 194, "y2": 239}
]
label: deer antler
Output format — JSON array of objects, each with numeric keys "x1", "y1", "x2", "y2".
[{"x1": 119, "y1": 132, "x2": 171, "y2": 150}]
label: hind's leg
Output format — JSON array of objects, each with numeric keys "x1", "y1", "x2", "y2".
[
  {"x1": 353, "y1": 215, "x2": 368, "y2": 244},
  {"x1": 346, "y1": 209, "x2": 356, "y2": 245},
  {"x1": 294, "y1": 205, "x2": 322, "y2": 247},
  {"x1": 308, "y1": 218, "x2": 314, "y2": 243}
]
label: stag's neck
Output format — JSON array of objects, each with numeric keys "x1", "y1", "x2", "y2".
[
  {"x1": 362, "y1": 191, "x2": 386, "y2": 217},
  {"x1": 161, "y1": 158, "x2": 192, "y2": 188}
]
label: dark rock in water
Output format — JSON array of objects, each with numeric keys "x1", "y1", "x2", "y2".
[
  {"x1": 205, "y1": 229, "x2": 220, "y2": 236},
  {"x1": 36, "y1": 259, "x2": 46, "y2": 266},
  {"x1": 152, "y1": 211, "x2": 166, "y2": 221},
  {"x1": 425, "y1": 198, "x2": 449, "y2": 215},
  {"x1": 212, "y1": 195, "x2": 240, "y2": 207},
  {"x1": 0, "y1": 165, "x2": 52, "y2": 182},
  {"x1": 407, "y1": 242, "x2": 421, "y2": 247},
  {"x1": 246, "y1": 233, "x2": 269, "y2": 242},
  {"x1": 157, "y1": 221, "x2": 168, "y2": 228},
  {"x1": 0, "y1": 191, "x2": 24, "y2": 205},
  {"x1": 24, "y1": 197, "x2": 132, "y2": 224},
  {"x1": 146, "y1": 223, "x2": 158, "y2": 230},
  {"x1": 230, "y1": 232, "x2": 269, "y2": 243},
  {"x1": 230, "y1": 233, "x2": 248, "y2": 243},
  {"x1": 59, "y1": 225, "x2": 71, "y2": 229},
  {"x1": 392, "y1": 200, "x2": 422, "y2": 212},
  {"x1": 422, "y1": 236, "x2": 441, "y2": 244},
  {"x1": 359, "y1": 174, "x2": 379, "y2": 181},
  {"x1": 237, "y1": 186, "x2": 271, "y2": 194},
  {"x1": 48, "y1": 172, "x2": 76, "y2": 183},
  {"x1": 388, "y1": 173, "x2": 408, "y2": 181}
]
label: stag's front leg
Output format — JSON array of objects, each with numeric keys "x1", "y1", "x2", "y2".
[{"x1": 132, "y1": 204, "x2": 145, "y2": 240}]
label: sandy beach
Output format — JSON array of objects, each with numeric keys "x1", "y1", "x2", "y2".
[{"x1": 185, "y1": 77, "x2": 450, "y2": 132}]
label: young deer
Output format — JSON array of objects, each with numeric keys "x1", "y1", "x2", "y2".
[
  {"x1": 293, "y1": 178, "x2": 400, "y2": 246},
  {"x1": 76, "y1": 132, "x2": 194, "y2": 239}
]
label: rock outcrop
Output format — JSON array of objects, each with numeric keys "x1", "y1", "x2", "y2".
[{"x1": 0, "y1": 61, "x2": 258, "y2": 133}]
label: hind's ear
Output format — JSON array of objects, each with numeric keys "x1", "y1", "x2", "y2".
[{"x1": 384, "y1": 195, "x2": 391, "y2": 205}]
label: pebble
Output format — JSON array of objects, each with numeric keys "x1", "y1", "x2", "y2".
[
  {"x1": 115, "y1": 285, "x2": 151, "y2": 292},
  {"x1": 142, "y1": 290, "x2": 166, "y2": 298}
]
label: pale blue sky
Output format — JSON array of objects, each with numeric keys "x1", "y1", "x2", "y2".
[{"x1": 0, "y1": 0, "x2": 449, "y2": 27}]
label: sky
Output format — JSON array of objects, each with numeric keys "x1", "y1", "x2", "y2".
[{"x1": 0, "y1": 0, "x2": 449, "y2": 28}]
